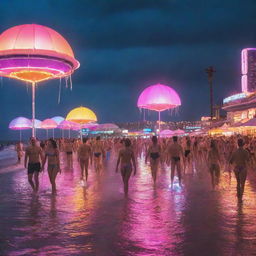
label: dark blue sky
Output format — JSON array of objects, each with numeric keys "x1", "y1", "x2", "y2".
[{"x1": 1, "y1": 0, "x2": 256, "y2": 139}]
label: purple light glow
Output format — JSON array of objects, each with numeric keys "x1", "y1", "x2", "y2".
[
  {"x1": 9, "y1": 117, "x2": 32, "y2": 130},
  {"x1": 137, "y1": 83, "x2": 181, "y2": 112},
  {"x1": 0, "y1": 56, "x2": 73, "y2": 78},
  {"x1": 41, "y1": 119, "x2": 57, "y2": 129},
  {"x1": 51, "y1": 116, "x2": 65, "y2": 125}
]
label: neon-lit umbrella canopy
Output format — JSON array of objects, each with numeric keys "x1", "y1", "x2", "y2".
[
  {"x1": 34, "y1": 119, "x2": 42, "y2": 129},
  {"x1": 51, "y1": 116, "x2": 65, "y2": 125},
  {"x1": 93, "y1": 123, "x2": 119, "y2": 131},
  {"x1": 82, "y1": 123, "x2": 99, "y2": 129},
  {"x1": 66, "y1": 106, "x2": 97, "y2": 124},
  {"x1": 9, "y1": 117, "x2": 32, "y2": 130},
  {"x1": 174, "y1": 129, "x2": 185, "y2": 135},
  {"x1": 137, "y1": 83, "x2": 181, "y2": 112},
  {"x1": 0, "y1": 24, "x2": 79, "y2": 83},
  {"x1": 58, "y1": 120, "x2": 74, "y2": 130},
  {"x1": 41, "y1": 119, "x2": 57, "y2": 129},
  {"x1": 160, "y1": 129, "x2": 174, "y2": 136}
]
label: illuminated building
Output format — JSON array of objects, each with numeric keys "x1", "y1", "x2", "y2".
[{"x1": 223, "y1": 48, "x2": 256, "y2": 124}]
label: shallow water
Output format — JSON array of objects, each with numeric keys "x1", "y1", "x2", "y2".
[{"x1": 1, "y1": 151, "x2": 256, "y2": 256}]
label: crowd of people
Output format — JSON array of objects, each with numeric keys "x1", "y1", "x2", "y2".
[{"x1": 14, "y1": 134, "x2": 253, "y2": 200}]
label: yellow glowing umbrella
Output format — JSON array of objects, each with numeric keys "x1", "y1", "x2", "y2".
[
  {"x1": 66, "y1": 106, "x2": 97, "y2": 124},
  {"x1": 66, "y1": 106, "x2": 97, "y2": 139}
]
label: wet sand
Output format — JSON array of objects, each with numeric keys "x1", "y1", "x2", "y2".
[{"x1": 1, "y1": 151, "x2": 256, "y2": 256}]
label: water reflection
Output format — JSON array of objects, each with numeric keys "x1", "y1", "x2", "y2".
[{"x1": 0, "y1": 152, "x2": 256, "y2": 255}]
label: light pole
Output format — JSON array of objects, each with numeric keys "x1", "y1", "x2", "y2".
[{"x1": 205, "y1": 66, "x2": 216, "y2": 120}]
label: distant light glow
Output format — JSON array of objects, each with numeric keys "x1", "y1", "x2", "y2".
[
  {"x1": 242, "y1": 75, "x2": 248, "y2": 92},
  {"x1": 241, "y1": 49, "x2": 248, "y2": 92},
  {"x1": 223, "y1": 92, "x2": 248, "y2": 104}
]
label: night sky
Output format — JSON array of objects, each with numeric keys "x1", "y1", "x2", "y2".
[{"x1": 1, "y1": 0, "x2": 256, "y2": 140}]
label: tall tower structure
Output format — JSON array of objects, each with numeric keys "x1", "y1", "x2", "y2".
[{"x1": 241, "y1": 48, "x2": 256, "y2": 92}]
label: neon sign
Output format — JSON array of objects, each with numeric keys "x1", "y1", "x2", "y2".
[{"x1": 223, "y1": 92, "x2": 248, "y2": 104}]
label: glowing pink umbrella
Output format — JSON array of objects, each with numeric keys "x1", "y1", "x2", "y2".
[
  {"x1": 9, "y1": 117, "x2": 32, "y2": 141},
  {"x1": 93, "y1": 123, "x2": 119, "y2": 131},
  {"x1": 9, "y1": 117, "x2": 32, "y2": 130},
  {"x1": 34, "y1": 119, "x2": 42, "y2": 129},
  {"x1": 174, "y1": 129, "x2": 185, "y2": 135},
  {"x1": 58, "y1": 120, "x2": 74, "y2": 138},
  {"x1": 82, "y1": 123, "x2": 99, "y2": 129},
  {"x1": 159, "y1": 129, "x2": 174, "y2": 137},
  {"x1": 137, "y1": 83, "x2": 181, "y2": 132},
  {"x1": 41, "y1": 119, "x2": 57, "y2": 138},
  {"x1": 51, "y1": 116, "x2": 65, "y2": 125}
]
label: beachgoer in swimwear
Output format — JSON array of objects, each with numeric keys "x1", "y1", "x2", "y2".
[
  {"x1": 24, "y1": 137, "x2": 44, "y2": 192},
  {"x1": 207, "y1": 140, "x2": 221, "y2": 189},
  {"x1": 15, "y1": 142, "x2": 23, "y2": 164},
  {"x1": 92, "y1": 136, "x2": 105, "y2": 173},
  {"x1": 64, "y1": 139, "x2": 74, "y2": 169},
  {"x1": 146, "y1": 136, "x2": 161, "y2": 184},
  {"x1": 230, "y1": 139, "x2": 250, "y2": 200},
  {"x1": 116, "y1": 138, "x2": 136, "y2": 196},
  {"x1": 167, "y1": 136, "x2": 184, "y2": 188},
  {"x1": 77, "y1": 137, "x2": 92, "y2": 182},
  {"x1": 42, "y1": 139, "x2": 61, "y2": 194}
]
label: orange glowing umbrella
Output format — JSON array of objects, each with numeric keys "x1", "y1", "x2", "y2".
[
  {"x1": 41, "y1": 118, "x2": 58, "y2": 138},
  {"x1": 0, "y1": 24, "x2": 79, "y2": 137}
]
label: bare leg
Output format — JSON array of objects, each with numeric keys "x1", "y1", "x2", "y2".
[
  {"x1": 34, "y1": 172, "x2": 39, "y2": 192},
  {"x1": 171, "y1": 161, "x2": 176, "y2": 187},
  {"x1": 176, "y1": 161, "x2": 182, "y2": 186},
  {"x1": 80, "y1": 161, "x2": 85, "y2": 180},
  {"x1": 234, "y1": 169, "x2": 241, "y2": 198},
  {"x1": 121, "y1": 166, "x2": 132, "y2": 196},
  {"x1": 84, "y1": 159, "x2": 89, "y2": 181},
  {"x1": 28, "y1": 173, "x2": 35, "y2": 191},
  {"x1": 240, "y1": 169, "x2": 247, "y2": 198},
  {"x1": 150, "y1": 159, "x2": 158, "y2": 184}
]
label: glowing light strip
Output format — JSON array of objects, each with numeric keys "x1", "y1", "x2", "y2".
[
  {"x1": 241, "y1": 49, "x2": 248, "y2": 75},
  {"x1": 241, "y1": 49, "x2": 248, "y2": 92},
  {"x1": 0, "y1": 66, "x2": 65, "y2": 74},
  {"x1": 223, "y1": 92, "x2": 248, "y2": 104}
]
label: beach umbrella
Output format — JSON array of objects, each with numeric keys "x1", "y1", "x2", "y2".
[
  {"x1": 9, "y1": 117, "x2": 32, "y2": 141},
  {"x1": 159, "y1": 129, "x2": 174, "y2": 137},
  {"x1": 0, "y1": 24, "x2": 79, "y2": 137},
  {"x1": 174, "y1": 129, "x2": 185, "y2": 135},
  {"x1": 51, "y1": 116, "x2": 65, "y2": 125},
  {"x1": 58, "y1": 120, "x2": 74, "y2": 138},
  {"x1": 93, "y1": 123, "x2": 119, "y2": 131},
  {"x1": 66, "y1": 106, "x2": 97, "y2": 139},
  {"x1": 41, "y1": 119, "x2": 57, "y2": 138},
  {"x1": 137, "y1": 83, "x2": 181, "y2": 133},
  {"x1": 82, "y1": 123, "x2": 99, "y2": 129}
]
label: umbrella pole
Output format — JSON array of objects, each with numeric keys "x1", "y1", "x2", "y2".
[
  {"x1": 80, "y1": 124, "x2": 82, "y2": 141},
  {"x1": 62, "y1": 129, "x2": 64, "y2": 138},
  {"x1": 69, "y1": 129, "x2": 70, "y2": 139},
  {"x1": 47, "y1": 129, "x2": 48, "y2": 139},
  {"x1": 158, "y1": 111, "x2": 161, "y2": 134},
  {"x1": 31, "y1": 82, "x2": 36, "y2": 138},
  {"x1": 20, "y1": 130, "x2": 21, "y2": 142},
  {"x1": 53, "y1": 129, "x2": 54, "y2": 139}
]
